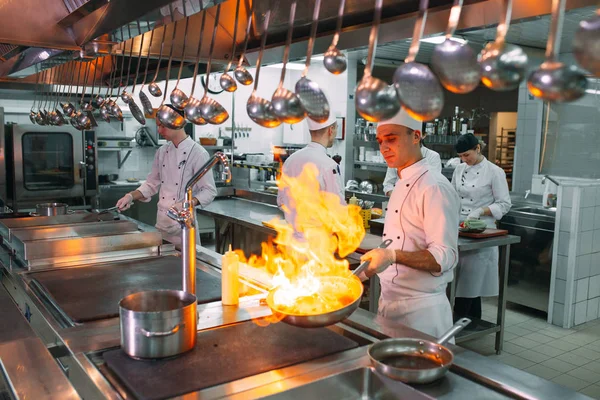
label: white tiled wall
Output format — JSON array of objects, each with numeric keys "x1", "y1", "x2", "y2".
[{"x1": 551, "y1": 182, "x2": 600, "y2": 327}]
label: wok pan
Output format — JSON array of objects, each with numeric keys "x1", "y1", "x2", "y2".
[
  {"x1": 265, "y1": 239, "x2": 393, "y2": 328},
  {"x1": 368, "y1": 318, "x2": 471, "y2": 384}
]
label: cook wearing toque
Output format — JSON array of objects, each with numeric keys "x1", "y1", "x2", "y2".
[
  {"x1": 360, "y1": 108, "x2": 460, "y2": 339},
  {"x1": 115, "y1": 104, "x2": 217, "y2": 248},
  {"x1": 451, "y1": 133, "x2": 511, "y2": 325}
]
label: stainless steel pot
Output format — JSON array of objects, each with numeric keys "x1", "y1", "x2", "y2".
[
  {"x1": 119, "y1": 290, "x2": 197, "y2": 359},
  {"x1": 35, "y1": 202, "x2": 69, "y2": 216}
]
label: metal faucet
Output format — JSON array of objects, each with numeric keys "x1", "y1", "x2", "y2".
[
  {"x1": 167, "y1": 152, "x2": 232, "y2": 295},
  {"x1": 542, "y1": 175, "x2": 560, "y2": 186}
]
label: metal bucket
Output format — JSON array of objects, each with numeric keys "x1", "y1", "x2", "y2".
[
  {"x1": 35, "y1": 203, "x2": 69, "y2": 216},
  {"x1": 119, "y1": 290, "x2": 197, "y2": 359}
]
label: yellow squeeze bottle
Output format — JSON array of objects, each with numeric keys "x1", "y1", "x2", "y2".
[{"x1": 222, "y1": 245, "x2": 239, "y2": 305}]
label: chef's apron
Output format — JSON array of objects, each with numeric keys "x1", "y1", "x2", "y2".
[{"x1": 455, "y1": 167, "x2": 499, "y2": 298}]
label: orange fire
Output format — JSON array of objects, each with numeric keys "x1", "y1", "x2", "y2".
[{"x1": 236, "y1": 163, "x2": 365, "y2": 324}]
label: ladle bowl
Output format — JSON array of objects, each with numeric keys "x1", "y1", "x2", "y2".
[
  {"x1": 52, "y1": 110, "x2": 65, "y2": 126},
  {"x1": 170, "y1": 88, "x2": 189, "y2": 110},
  {"x1": 76, "y1": 112, "x2": 92, "y2": 130},
  {"x1": 272, "y1": 87, "x2": 305, "y2": 124},
  {"x1": 139, "y1": 91, "x2": 154, "y2": 116},
  {"x1": 29, "y1": 110, "x2": 37, "y2": 124},
  {"x1": 157, "y1": 104, "x2": 186, "y2": 129},
  {"x1": 70, "y1": 116, "x2": 80, "y2": 129},
  {"x1": 185, "y1": 97, "x2": 208, "y2": 125},
  {"x1": 62, "y1": 102, "x2": 76, "y2": 117},
  {"x1": 234, "y1": 67, "x2": 253, "y2": 86},
  {"x1": 92, "y1": 95, "x2": 105, "y2": 109},
  {"x1": 478, "y1": 42, "x2": 528, "y2": 91},
  {"x1": 199, "y1": 96, "x2": 229, "y2": 125},
  {"x1": 47, "y1": 111, "x2": 57, "y2": 126},
  {"x1": 394, "y1": 62, "x2": 444, "y2": 121},
  {"x1": 148, "y1": 82, "x2": 163, "y2": 97},
  {"x1": 323, "y1": 46, "x2": 347, "y2": 75},
  {"x1": 247, "y1": 94, "x2": 281, "y2": 128},
  {"x1": 527, "y1": 61, "x2": 588, "y2": 102},
  {"x1": 220, "y1": 73, "x2": 238, "y2": 92},
  {"x1": 121, "y1": 91, "x2": 133, "y2": 105},
  {"x1": 431, "y1": 38, "x2": 480, "y2": 94},
  {"x1": 129, "y1": 102, "x2": 147, "y2": 125},
  {"x1": 100, "y1": 105, "x2": 111, "y2": 122},
  {"x1": 295, "y1": 77, "x2": 329, "y2": 123},
  {"x1": 573, "y1": 13, "x2": 600, "y2": 77},
  {"x1": 82, "y1": 102, "x2": 93, "y2": 112},
  {"x1": 355, "y1": 76, "x2": 400, "y2": 122}
]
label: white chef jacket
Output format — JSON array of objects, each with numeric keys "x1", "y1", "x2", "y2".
[
  {"x1": 137, "y1": 136, "x2": 218, "y2": 246},
  {"x1": 451, "y1": 157, "x2": 511, "y2": 298},
  {"x1": 277, "y1": 142, "x2": 345, "y2": 228},
  {"x1": 379, "y1": 158, "x2": 460, "y2": 338},
  {"x1": 383, "y1": 146, "x2": 442, "y2": 194}
]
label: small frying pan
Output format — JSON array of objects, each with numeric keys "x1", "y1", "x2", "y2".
[{"x1": 368, "y1": 318, "x2": 471, "y2": 384}]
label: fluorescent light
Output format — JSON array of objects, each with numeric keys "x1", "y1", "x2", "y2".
[
  {"x1": 266, "y1": 63, "x2": 306, "y2": 70},
  {"x1": 420, "y1": 36, "x2": 467, "y2": 45}
]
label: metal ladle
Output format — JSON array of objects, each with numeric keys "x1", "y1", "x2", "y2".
[
  {"x1": 75, "y1": 61, "x2": 92, "y2": 130},
  {"x1": 127, "y1": 21, "x2": 147, "y2": 125},
  {"x1": 50, "y1": 64, "x2": 66, "y2": 126},
  {"x1": 29, "y1": 64, "x2": 40, "y2": 123},
  {"x1": 62, "y1": 63, "x2": 77, "y2": 118},
  {"x1": 92, "y1": 56, "x2": 107, "y2": 109},
  {"x1": 198, "y1": 4, "x2": 229, "y2": 125},
  {"x1": 170, "y1": 3, "x2": 191, "y2": 110},
  {"x1": 148, "y1": 12, "x2": 171, "y2": 98},
  {"x1": 355, "y1": 0, "x2": 400, "y2": 122},
  {"x1": 394, "y1": 0, "x2": 444, "y2": 121},
  {"x1": 272, "y1": 0, "x2": 305, "y2": 124},
  {"x1": 573, "y1": 8, "x2": 600, "y2": 77},
  {"x1": 247, "y1": 9, "x2": 281, "y2": 128},
  {"x1": 430, "y1": 0, "x2": 480, "y2": 94},
  {"x1": 82, "y1": 58, "x2": 98, "y2": 111},
  {"x1": 120, "y1": 25, "x2": 137, "y2": 105},
  {"x1": 100, "y1": 57, "x2": 118, "y2": 123},
  {"x1": 68, "y1": 63, "x2": 83, "y2": 128},
  {"x1": 219, "y1": 0, "x2": 241, "y2": 92},
  {"x1": 528, "y1": 0, "x2": 587, "y2": 102},
  {"x1": 184, "y1": 10, "x2": 209, "y2": 125},
  {"x1": 234, "y1": 9, "x2": 254, "y2": 86},
  {"x1": 156, "y1": 18, "x2": 187, "y2": 129},
  {"x1": 323, "y1": 0, "x2": 347, "y2": 75},
  {"x1": 295, "y1": 0, "x2": 330, "y2": 123},
  {"x1": 139, "y1": 19, "x2": 156, "y2": 115},
  {"x1": 478, "y1": 0, "x2": 528, "y2": 91}
]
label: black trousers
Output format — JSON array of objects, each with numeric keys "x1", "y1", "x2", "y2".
[{"x1": 454, "y1": 297, "x2": 482, "y2": 320}]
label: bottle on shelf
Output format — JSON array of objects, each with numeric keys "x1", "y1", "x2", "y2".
[
  {"x1": 451, "y1": 106, "x2": 460, "y2": 135},
  {"x1": 461, "y1": 117, "x2": 468, "y2": 135}
]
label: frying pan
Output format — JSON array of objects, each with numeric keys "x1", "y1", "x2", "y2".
[
  {"x1": 368, "y1": 318, "x2": 471, "y2": 384},
  {"x1": 265, "y1": 239, "x2": 393, "y2": 328}
]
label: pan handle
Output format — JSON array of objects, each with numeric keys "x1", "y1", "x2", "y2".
[
  {"x1": 140, "y1": 324, "x2": 181, "y2": 337},
  {"x1": 436, "y1": 318, "x2": 471, "y2": 345},
  {"x1": 352, "y1": 238, "x2": 393, "y2": 277}
]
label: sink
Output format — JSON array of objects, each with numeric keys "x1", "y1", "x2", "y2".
[
  {"x1": 262, "y1": 367, "x2": 432, "y2": 400},
  {"x1": 514, "y1": 207, "x2": 557, "y2": 217}
]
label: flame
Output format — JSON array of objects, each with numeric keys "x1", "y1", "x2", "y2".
[{"x1": 238, "y1": 163, "x2": 365, "y2": 325}]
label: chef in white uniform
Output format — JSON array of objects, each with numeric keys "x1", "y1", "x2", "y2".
[
  {"x1": 116, "y1": 105, "x2": 218, "y2": 247},
  {"x1": 383, "y1": 128, "x2": 442, "y2": 196},
  {"x1": 277, "y1": 114, "x2": 345, "y2": 229},
  {"x1": 451, "y1": 133, "x2": 511, "y2": 322},
  {"x1": 360, "y1": 109, "x2": 460, "y2": 338}
]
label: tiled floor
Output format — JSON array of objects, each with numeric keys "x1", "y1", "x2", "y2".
[{"x1": 460, "y1": 298, "x2": 600, "y2": 398}]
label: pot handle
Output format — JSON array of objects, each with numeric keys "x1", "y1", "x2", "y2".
[
  {"x1": 436, "y1": 318, "x2": 471, "y2": 345},
  {"x1": 140, "y1": 323, "x2": 182, "y2": 338}
]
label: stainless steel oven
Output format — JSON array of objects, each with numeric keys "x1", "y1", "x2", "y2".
[{"x1": 1, "y1": 124, "x2": 98, "y2": 210}]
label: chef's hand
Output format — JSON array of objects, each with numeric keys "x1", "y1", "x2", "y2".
[
  {"x1": 116, "y1": 193, "x2": 133, "y2": 211},
  {"x1": 467, "y1": 208, "x2": 484, "y2": 220},
  {"x1": 360, "y1": 248, "x2": 396, "y2": 278}
]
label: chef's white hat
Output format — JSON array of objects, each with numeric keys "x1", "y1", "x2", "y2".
[
  {"x1": 377, "y1": 108, "x2": 422, "y2": 132},
  {"x1": 306, "y1": 113, "x2": 337, "y2": 132}
]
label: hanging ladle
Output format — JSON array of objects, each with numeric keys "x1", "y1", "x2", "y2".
[
  {"x1": 121, "y1": 24, "x2": 137, "y2": 105},
  {"x1": 198, "y1": 3, "x2": 229, "y2": 125},
  {"x1": 82, "y1": 58, "x2": 98, "y2": 111},
  {"x1": 528, "y1": 0, "x2": 587, "y2": 102},
  {"x1": 46, "y1": 66, "x2": 59, "y2": 125},
  {"x1": 233, "y1": 7, "x2": 254, "y2": 86},
  {"x1": 156, "y1": 18, "x2": 187, "y2": 129},
  {"x1": 75, "y1": 61, "x2": 92, "y2": 130},
  {"x1": 478, "y1": 0, "x2": 528, "y2": 91},
  {"x1": 247, "y1": 8, "x2": 280, "y2": 128},
  {"x1": 323, "y1": 0, "x2": 347, "y2": 75},
  {"x1": 148, "y1": 12, "x2": 171, "y2": 98},
  {"x1": 100, "y1": 57, "x2": 118, "y2": 123},
  {"x1": 35, "y1": 70, "x2": 48, "y2": 125},
  {"x1": 92, "y1": 56, "x2": 107, "y2": 109},
  {"x1": 185, "y1": 10, "x2": 209, "y2": 125},
  {"x1": 295, "y1": 0, "x2": 329, "y2": 123},
  {"x1": 62, "y1": 62, "x2": 77, "y2": 118},
  {"x1": 272, "y1": 0, "x2": 305, "y2": 124},
  {"x1": 170, "y1": 3, "x2": 191, "y2": 110},
  {"x1": 355, "y1": 0, "x2": 400, "y2": 122},
  {"x1": 127, "y1": 21, "x2": 147, "y2": 125},
  {"x1": 394, "y1": 0, "x2": 444, "y2": 121},
  {"x1": 68, "y1": 63, "x2": 83, "y2": 128},
  {"x1": 573, "y1": 7, "x2": 600, "y2": 77},
  {"x1": 139, "y1": 19, "x2": 156, "y2": 115},
  {"x1": 431, "y1": 0, "x2": 480, "y2": 94},
  {"x1": 50, "y1": 64, "x2": 66, "y2": 126},
  {"x1": 219, "y1": 0, "x2": 241, "y2": 92},
  {"x1": 29, "y1": 64, "x2": 40, "y2": 124}
]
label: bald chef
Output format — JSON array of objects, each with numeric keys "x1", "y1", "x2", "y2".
[
  {"x1": 116, "y1": 105, "x2": 217, "y2": 247},
  {"x1": 360, "y1": 109, "x2": 460, "y2": 338},
  {"x1": 277, "y1": 115, "x2": 345, "y2": 227}
]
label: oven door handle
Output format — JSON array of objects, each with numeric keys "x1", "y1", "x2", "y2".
[{"x1": 79, "y1": 161, "x2": 85, "y2": 179}]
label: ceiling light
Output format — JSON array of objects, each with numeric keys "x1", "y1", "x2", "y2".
[{"x1": 420, "y1": 36, "x2": 467, "y2": 45}]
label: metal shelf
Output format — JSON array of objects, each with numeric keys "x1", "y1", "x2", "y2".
[
  {"x1": 233, "y1": 163, "x2": 280, "y2": 173},
  {"x1": 203, "y1": 146, "x2": 237, "y2": 150},
  {"x1": 354, "y1": 161, "x2": 388, "y2": 171},
  {"x1": 97, "y1": 148, "x2": 132, "y2": 169}
]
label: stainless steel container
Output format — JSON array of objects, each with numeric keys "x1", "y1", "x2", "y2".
[
  {"x1": 119, "y1": 290, "x2": 197, "y2": 359},
  {"x1": 35, "y1": 203, "x2": 69, "y2": 216}
]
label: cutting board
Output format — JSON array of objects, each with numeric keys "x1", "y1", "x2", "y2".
[{"x1": 459, "y1": 228, "x2": 508, "y2": 239}]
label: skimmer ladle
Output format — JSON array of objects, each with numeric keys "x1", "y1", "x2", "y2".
[
  {"x1": 355, "y1": 0, "x2": 400, "y2": 122},
  {"x1": 394, "y1": 0, "x2": 444, "y2": 121}
]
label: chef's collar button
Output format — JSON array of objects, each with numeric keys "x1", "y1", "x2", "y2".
[
  {"x1": 184, "y1": 152, "x2": 186, "y2": 154},
  {"x1": 161, "y1": 181, "x2": 164, "y2": 183},
  {"x1": 383, "y1": 234, "x2": 387, "y2": 237},
  {"x1": 385, "y1": 208, "x2": 388, "y2": 211},
  {"x1": 163, "y1": 165, "x2": 165, "y2": 167},
  {"x1": 176, "y1": 183, "x2": 178, "y2": 185},
  {"x1": 472, "y1": 185, "x2": 475, "y2": 187},
  {"x1": 465, "y1": 172, "x2": 467, "y2": 174},
  {"x1": 397, "y1": 236, "x2": 400, "y2": 239},
  {"x1": 179, "y1": 167, "x2": 181, "y2": 169},
  {"x1": 173, "y1": 198, "x2": 175, "y2": 200},
  {"x1": 406, "y1": 184, "x2": 409, "y2": 187},
  {"x1": 162, "y1": 197, "x2": 164, "y2": 199},
  {"x1": 395, "y1": 210, "x2": 398, "y2": 213},
  {"x1": 477, "y1": 172, "x2": 479, "y2": 174}
]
